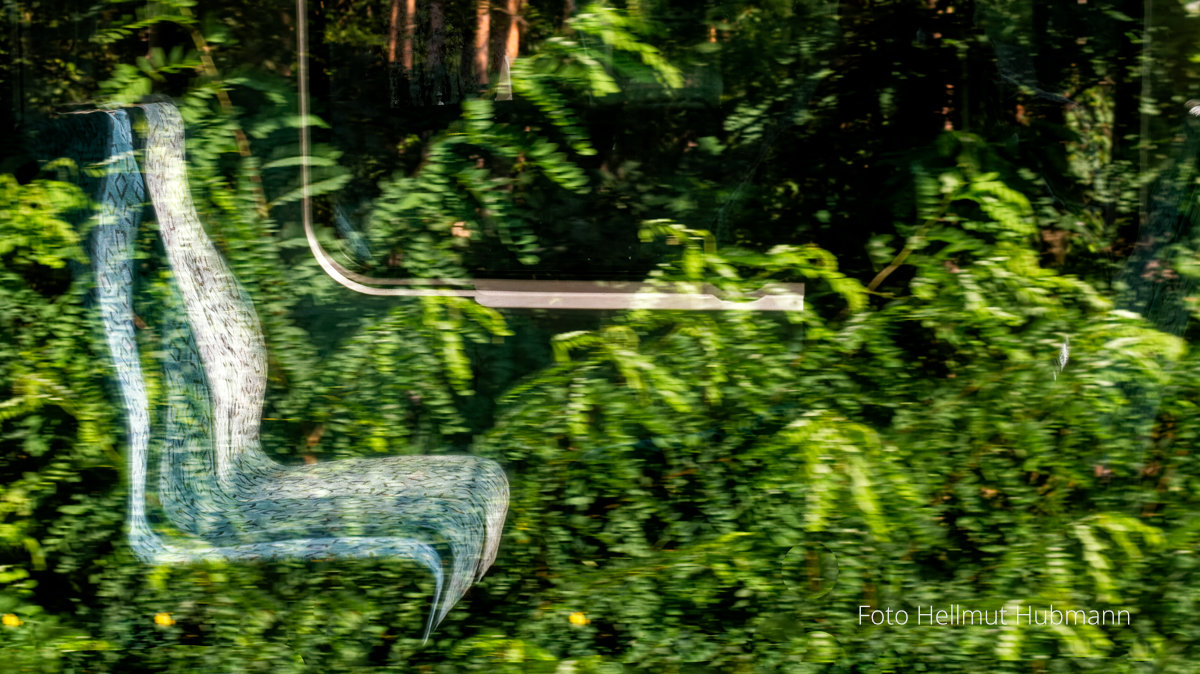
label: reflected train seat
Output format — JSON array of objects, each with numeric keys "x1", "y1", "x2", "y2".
[{"x1": 38, "y1": 102, "x2": 507, "y2": 639}]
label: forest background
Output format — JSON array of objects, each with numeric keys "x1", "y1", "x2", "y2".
[{"x1": 3, "y1": 0, "x2": 1200, "y2": 671}]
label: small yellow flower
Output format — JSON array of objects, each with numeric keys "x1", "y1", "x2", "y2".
[
  {"x1": 2, "y1": 613, "x2": 21, "y2": 627},
  {"x1": 153, "y1": 613, "x2": 175, "y2": 627},
  {"x1": 568, "y1": 612, "x2": 590, "y2": 626}
]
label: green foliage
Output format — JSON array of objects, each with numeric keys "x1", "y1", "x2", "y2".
[
  {"x1": 7, "y1": 0, "x2": 1200, "y2": 671},
  {"x1": 513, "y1": 3, "x2": 684, "y2": 156},
  {"x1": 0, "y1": 173, "x2": 88, "y2": 267},
  {"x1": 91, "y1": 0, "x2": 199, "y2": 47}
]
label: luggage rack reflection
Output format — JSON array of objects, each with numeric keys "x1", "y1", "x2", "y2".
[
  {"x1": 304, "y1": 255, "x2": 805, "y2": 311},
  {"x1": 294, "y1": 0, "x2": 803, "y2": 313},
  {"x1": 471, "y1": 279, "x2": 804, "y2": 311}
]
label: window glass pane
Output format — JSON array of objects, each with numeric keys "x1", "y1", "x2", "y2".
[{"x1": 2, "y1": 1, "x2": 1198, "y2": 668}]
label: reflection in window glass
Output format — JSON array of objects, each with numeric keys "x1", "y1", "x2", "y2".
[{"x1": 3, "y1": 1, "x2": 1200, "y2": 669}]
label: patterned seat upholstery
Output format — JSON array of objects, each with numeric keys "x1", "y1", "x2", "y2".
[{"x1": 38, "y1": 102, "x2": 507, "y2": 639}]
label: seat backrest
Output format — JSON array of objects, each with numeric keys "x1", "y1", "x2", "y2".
[
  {"x1": 37, "y1": 102, "x2": 507, "y2": 640},
  {"x1": 36, "y1": 109, "x2": 170, "y2": 558},
  {"x1": 140, "y1": 102, "x2": 276, "y2": 489}
]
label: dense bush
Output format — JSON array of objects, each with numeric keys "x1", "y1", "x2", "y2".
[{"x1": 4, "y1": 1, "x2": 1200, "y2": 671}]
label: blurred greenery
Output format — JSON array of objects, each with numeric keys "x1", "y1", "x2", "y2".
[{"x1": 4, "y1": 0, "x2": 1200, "y2": 671}]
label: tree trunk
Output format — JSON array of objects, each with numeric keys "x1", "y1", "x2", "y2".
[
  {"x1": 387, "y1": 0, "x2": 416, "y2": 70},
  {"x1": 428, "y1": 0, "x2": 445, "y2": 103},
  {"x1": 387, "y1": 0, "x2": 417, "y2": 106},
  {"x1": 504, "y1": 0, "x2": 521, "y2": 67},
  {"x1": 474, "y1": 0, "x2": 490, "y2": 87},
  {"x1": 497, "y1": 0, "x2": 521, "y2": 99},
  {"x1": 387, "y1": 0, "x2": 402, "y2": 65},
  {"x1": 404, "y1": 0, "x2": 416, "y2": 72}
]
